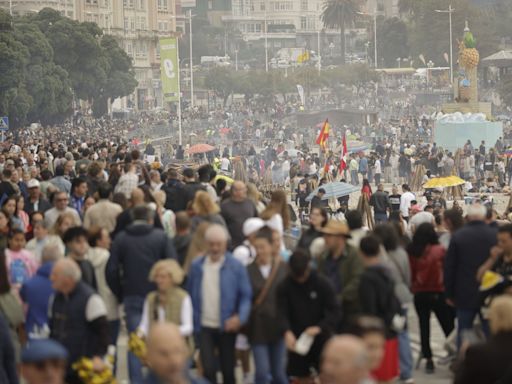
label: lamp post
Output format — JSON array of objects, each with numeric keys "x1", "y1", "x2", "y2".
[
  {"x1": 317, "y1": 29, "x2": 321, "y2": 76},
  {"x1": 187, "y1": 9, "x2": 194, "y2": 107},
  {"x1": 397, "y1": 57, "x2": 401, "y2": 68},
  {"x1": 427, "y1": 60, "x2": 434, "y2": 89},
  {"x1": 264, "y1": 0, "x2": 268, "y2": 72},
  {"x1": 171, "y1": 12, "x2": 195, "y2": 107},
  {"x1": 357, "y1": 9, "x2": 381, "y2": 69},
  {"x1": 435, "y1": 5, "x2": 454, "y2": 84}
]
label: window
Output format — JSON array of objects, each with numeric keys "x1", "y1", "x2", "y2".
[
  {"x1": 300, "y1": 16, "x2": 306, "y2": 30},
  {"x1": 260, "y1": 1, "x2": 265, "y2": 10},
  {"x1": 158, "y1": 21, "x2": 169, "y2": 31},
  {"x1": 137, "y1": 16, "x2": 147, "y2": 30},
  {"x1": 138, "y1": 0, "x2": 145, "y2": 10},
  {"x1": 123, "y1": 0, "x2": 134, "y2": 7},
  {"x1": 124, "y1": 17, "x2": 129, "y2": 30},
  {"x1": 208, "y1": 0, "x2": 213, "y2": 9},
  {"x1": 130, "y1": 17, "x2": 136, "y2": 30},
  {"x1": 301, "y1": 0, "x2": 307, "y2": 11},
  {"x1": 307, "y1": 16, "x2": 316, "y2": 30},
  {"x1": 126, "y1": 42, "x2": 133, "y2": 55},
  {"x1": 136, "y1": 41, "x2": 147, "y2": 57},
  {"x1": 157, "y1": 0, "x2": 168, "y2": 10}
]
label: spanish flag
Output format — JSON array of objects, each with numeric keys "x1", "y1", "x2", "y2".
[{"x1": 316, "y1": 119, "x2": 330, "y2": 150}]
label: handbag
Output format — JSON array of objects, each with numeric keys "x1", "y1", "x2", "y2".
[{"x1": 254, "y1": 260, "x2": 281, "y2": 308}]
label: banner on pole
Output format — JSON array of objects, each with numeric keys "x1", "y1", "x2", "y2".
[{"x1": 160, "y1": 38, "x2": 180, "y2": 102}]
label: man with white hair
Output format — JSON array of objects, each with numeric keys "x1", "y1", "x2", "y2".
[
  {"x1": 445, "y1": 203, "x2": 498, "y2": 348},
  {"x1": 49, "y1": 259, "x2": 109, "y2": 384},
  {"x1": 320, "y1": 335, "x2": 370, "y2": 384},
  {"x1": 187, "y1": 224, "x2": 252, "y2": 384}
]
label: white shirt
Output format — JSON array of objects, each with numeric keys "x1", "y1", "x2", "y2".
[
  {"x1": 400, "y1": 191, "x2": 416, "y2": 218},
  {"x1": 85, "y1": 294, "x2": 108, "y2": 321},
  {"x1": 259, "y1": 264, "x2": 271, "y2": 279},
  {"x1": 220, "y1": 158, "x2": 230, "y2": 171},
  {"x1": 201, "y1": 256, "x2": 223, "y2": 328},
  {"x1": 138, "y1": 294, "x2": 193, "y2": 337},
  {"x1": 374, "y1": 159, "x2": 381, "y2": 174}
]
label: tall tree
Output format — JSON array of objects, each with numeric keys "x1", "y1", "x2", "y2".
[
  {"x1": 377, "y1": 17, "x2": 410, "y2": 68},
  {"x1": 321, "y1": 0, "x2": 361, "y2": 64}
]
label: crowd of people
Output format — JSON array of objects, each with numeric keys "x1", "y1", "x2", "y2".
[{"x1": 1, "y1": 121, "x2": 512, "y2": 384}]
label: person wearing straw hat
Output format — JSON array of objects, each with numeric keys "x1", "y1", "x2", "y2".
[{"x1": 318, "y1": 220, "x2": 364, "y2": 326}]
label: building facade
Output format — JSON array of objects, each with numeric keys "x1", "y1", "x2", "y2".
[{"x1": 1, "y1": 0, "x2": 178, "y2": 110}]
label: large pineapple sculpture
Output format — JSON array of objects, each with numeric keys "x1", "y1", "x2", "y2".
[
  {"x1": 457, "y1": 21, "x2": 479, "y2": 103},
  {"x1": 459, "y1": 24, "x2": 479, "y2": 69}
]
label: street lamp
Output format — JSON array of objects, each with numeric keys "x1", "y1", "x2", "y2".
[
  {"x1": 171, "y1": 12, "x2": 195, "y2": 107},
  {"x1": 264, "y1": 0, "x2": 268, "y2": 72},
  {"x1": 329, "y1": 42, "x2": 334, "y2": 57},
  {"x1": 357, "y1": 9, "x2": 381, "y2": 69},
  {"x1": 397, "y1": 57, "x2": 401, "y2": 68},
  {"x1": 427, "y1": 60, "x2": 434, "y2": 88},
  {"x1": 435, "y1": 5, "x2": 454, "y2": 84}
]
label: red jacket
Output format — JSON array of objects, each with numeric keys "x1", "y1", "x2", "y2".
[{"x1": 409, "y1": 244, "x2": 446, "y2": 293}]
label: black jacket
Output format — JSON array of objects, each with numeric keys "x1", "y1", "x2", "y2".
[
  {"x1": 106, "y1": 223, "x2": 177, "y2": 299},
  {"x1": 369, "y1": 191, "x2": 390, "y2": 214},
  {"x1": 455, "y1": 332, "x2": 512, "y2": 384},
  {"x1": 25, "y1": 197, "x2": 52, "y2": 214},
  {"x1": 0, "y1": 314, "x2": 17, "y2": 384},
  {"x1": 297, "y1": 226, "x2": 322, "y2": 253},
  {"x1": 163, "y1": 179, "x2": 187, "y2": 212},
  {"x1": 183, "y1": 182, "x2": 206, "y2": 209},
  {"x1": 359, "y1": 264, "x2": 400, "y2": 337},
  {"x1": 277, "y1": 270, "x2": 340, "y2": 339},
  {"x1": 445, "y1": 221, "x2": 497, "y2": 309},
  {"x1": 111, "y1": 207, "x2": 163, "y2": 238}
]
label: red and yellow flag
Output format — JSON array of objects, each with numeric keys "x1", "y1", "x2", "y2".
[
  {"x1": 315, "y1": 119, "x2": 330, "y2": 150},
  {"x1": 339, "y1": 133, "x2": 348, "y2": 172}
]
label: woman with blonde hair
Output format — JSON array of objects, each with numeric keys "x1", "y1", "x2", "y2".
[
  {"x1": 153, "y1": 190, "x2": 176, "y2": 238},
  {"x1": 247, "y1": 183, "x2": 265, "y2": 214},
  {"x1": 137, "y1": 259, "x2": 193, "y2": 337},
  {"x1": 50, "y1": 212, "x2": 77, "y2": 241},
  {"x1": 455, "y1": 296, "x2": 512, "y2": 384},
  {"x1": 183, "y1": 222, "x2": 210, "y2": 274},
  {"x1": 190, "y1": 190, "x2": 226, "y2": 231},
  {"x1": 260, "y1": 189, "x2": 291, "y2": 230}
]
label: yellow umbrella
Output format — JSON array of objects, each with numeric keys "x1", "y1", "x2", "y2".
[
  {"x1": 423, "y1": 176, "x2": 465, "y2": 189},
  {"x1": 215, "y1": 174, "x2": 234, "y2": 184}
]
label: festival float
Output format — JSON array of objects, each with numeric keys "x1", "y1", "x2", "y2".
[{"x1": 434, "y1": 22, "x2": 502, "y2": 152}]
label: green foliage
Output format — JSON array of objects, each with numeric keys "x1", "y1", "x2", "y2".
[
  {"x1": 321, "y1": 0, "x2": 361, "y2": 64},
  {"x1": 0, "y1": 8, "x2": 137, "y2": 126},
  {"x1": 377, "y1": 17, "x2": 410, "y2": 68}
]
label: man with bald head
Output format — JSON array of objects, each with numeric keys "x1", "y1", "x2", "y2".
[
  {"x1": 320, "y1": 335, "x2": 370, "y2": 384},
  {"x1": 220, "y1": 181, "x2": 257, "y2": 249},
  {"x1": 49, "y1": 259, "x2": 109, "y2": 384},
  {"x1": 145, "y1": 323, "x2": 207, "y2": 384},
  {"x1": 112, "y1": 187, "x2": 164, "y2": 237}
]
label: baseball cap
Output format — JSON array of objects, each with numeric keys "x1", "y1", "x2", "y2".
[
  {"x1": 21, "y1": 339, "x2": 68, "y2": 364},
  {"x1": 243, "y1": 217, "x2": 265, "y2": 237},
  {"x1": 27, "y1": 179, "x2": 40, "y2": 189}
]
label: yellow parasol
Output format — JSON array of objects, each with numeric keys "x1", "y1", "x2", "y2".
[{"x1": 423, "y1": 176, "x2": 465, "y2": 189}]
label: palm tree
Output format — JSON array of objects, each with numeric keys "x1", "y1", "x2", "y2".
[{"x1": 321, "y1": 0, "x2": 361, "y2": 65}]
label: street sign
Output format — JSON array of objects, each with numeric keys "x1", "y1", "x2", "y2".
[{"x1": 0, "y1": 117, "x2": 8, "y2": 131}]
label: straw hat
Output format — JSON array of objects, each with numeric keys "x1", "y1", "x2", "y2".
[{"x1": 319, "y1": 220, "x2": 351, "y2": 237}]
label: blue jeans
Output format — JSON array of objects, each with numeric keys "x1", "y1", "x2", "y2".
[
  {"x1": 374, "y1": 212, "x2": 388, "y2": 224},
  {"x1": 252, "y1": 339, "x2": 288, "y2": 384},
  {"x1": 398, "y1": 308, "x2": 413, "y2": 380},
  {"x1": 350, "y1": 170, "x2": 358, "y2": 185},
  {"x1": 456, "y1": 308, "x2": 489, "y2": 350},
  {"x1": 124, "y1": 295, "x2": 145, "y2": 383}
]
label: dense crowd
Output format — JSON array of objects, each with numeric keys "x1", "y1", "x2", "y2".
[{"x1": 1, "y1": 119, "x2": 512, "y2": 384}]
